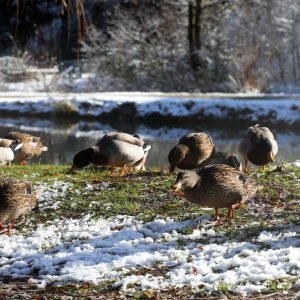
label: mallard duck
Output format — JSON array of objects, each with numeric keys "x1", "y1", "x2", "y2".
[
  {"x1": 5, "y1": 131, "x2": 48, "y2": 165},
  {"x1": 168, "y1": 132, "x2": 216, "y2": 173},
  {"x1": 0, "y1": 138, "x2": 23, "y2": 166},
  {"x1": 172, "y1": 164, "x2": 259, "y2": 224},
  {"x1": 208, "y1": 151, "x2": 242, "y2": 171},
  {"x1": 239, "y1": 124, "x2": 278, "y2": 173},
  {"x1": 0, "y1": 178, "x2": 39, "y2": 235},
  {"x1": 71, "y1": 132, "x2": 151, "y2": 176}
]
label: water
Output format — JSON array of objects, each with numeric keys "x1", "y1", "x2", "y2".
[{"x1": 0, "y1": 116, "x2": 299, "y2": 168}]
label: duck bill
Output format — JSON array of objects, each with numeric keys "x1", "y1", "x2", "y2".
[
  {"x1": 68, "y1": 165, "x2": 77, "y2": 172},
  {"x1": 267, "y1": 151, "x2": 275, "y2": 162},
  {"x1": 172, "y1": 182, "x2": 182, "y2": 192},
  {"x1": 169, "y1": 165, "x2": 176, "y2": 174}
]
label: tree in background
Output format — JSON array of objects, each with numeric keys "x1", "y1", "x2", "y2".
[
  {"x1": 0, "y1": 0, "x2": 86, "y2": 63},
  {"x1": 82, "y1": 0, "x2": 191, "y2": 91},
  {"x1": 223, "y1": 0, "x2": 300, "y2": 92},
  {"x1": 2, "y1": 0, "x2": 300, "y2": 93}
]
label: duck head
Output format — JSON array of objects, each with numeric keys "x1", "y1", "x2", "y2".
[
  {"x1": 9, "y1": 139, "x2": 23, "y2": 152},
  {"x1": 248, "y1": 137, "x2": 275, "y2": 165},
  {"x1": 71, "y1": 147, "x2": 95, "y2": 170},
  {"x1": 172, "y1": 170, "x2": 199, "y2": 191},
  {"x1": 168, "y1": 144, "x2": 189, "y2": 173}
]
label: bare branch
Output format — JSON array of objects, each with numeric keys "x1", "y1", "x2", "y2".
[{"x1": 201, "y1": 0, "x2": 229, "y2": 10}]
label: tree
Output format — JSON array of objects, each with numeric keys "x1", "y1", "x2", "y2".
[{"x1": 0, "y1": 0, "x2": 86, "y2": 61}]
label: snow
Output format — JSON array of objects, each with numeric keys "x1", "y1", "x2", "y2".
[
  {"x1": 0, "y1": 163, "x2": 299, "y2": 295},
  {"x1": 294, "y1": 160, "x2": 300, "y2": 167},
  {"x1": 0, "y1": 88, "x2": 298, "y2": 294},
  {"x1": 0, "y1": 206, "x2": 299, "y2": 294},
  {"x1": 0, "y1": 92, "x2": 298, "y2": 124}
]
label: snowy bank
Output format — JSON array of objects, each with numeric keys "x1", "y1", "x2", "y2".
[{"x1": 0, "y1": 92, "x2": 299, "y2": 125}]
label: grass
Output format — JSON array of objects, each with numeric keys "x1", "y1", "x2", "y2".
[{"x1": 0, "y1": 163, "x2": 299, "y2": 299}]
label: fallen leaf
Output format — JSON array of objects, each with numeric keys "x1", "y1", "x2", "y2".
[
  {"x1": 82, "y1": 282, "x2": 90, "y2": 288},
  {"x1": 142, "y1": 290, "x2": 156, "y2": 299},
  {"x1": 196, "y1": 245, "x2": 204, "y2": 251},
  {"x1": 111, "y1": 225, "x2": 124, "y2": 231}
]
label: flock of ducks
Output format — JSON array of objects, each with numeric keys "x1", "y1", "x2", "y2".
[{"x1": 0, "y1": 124, "x2": 278, "y2": 234}]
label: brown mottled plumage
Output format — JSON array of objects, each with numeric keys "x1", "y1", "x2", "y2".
[
  {"x1": 5, "y1": 131, "x2": 48, "y2": 164},
  {"x1": 0, "y1": 178, "x2": 39, "y2": 235},
  {"x1": 71, "y1": 132, "x2": 151, "y2": 176},
  {"x1": 168, "y1": 132, "x2": 216, "y2": 173},
  {"x1": 172, "y1": 164, "x2": 259, "y2": 224},
  {"x1": 239, "y1": 124, "x2": 278, "y2": 173}
]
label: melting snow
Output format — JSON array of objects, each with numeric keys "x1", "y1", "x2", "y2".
[{"x1": 0, "y1": 213, "x2": 299, "y2": 294}]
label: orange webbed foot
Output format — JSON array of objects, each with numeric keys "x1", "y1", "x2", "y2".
[{"x1": 120, "y1": 165, "x2": 127, "y2": 176}]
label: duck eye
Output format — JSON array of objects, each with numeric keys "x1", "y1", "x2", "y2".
[{"x1": 26, "y1": 188, "x2": 32, "y2": 195}]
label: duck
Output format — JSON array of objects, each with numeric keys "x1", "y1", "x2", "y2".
[
  {"x1": 172, "y1": 164, "x2": 259, "y2": 224},
  {"x1": 71, "y1": 132, "x2": 151, "y2": 176},
  {"x1": 5, "y1": 131, "x2": 48, "y2": 165},
  {"x1": 238, "y1": 124, "x2": 278, "y2": 174},
  {"x1": 0, "y1": 138, "x2": 23, "y2": 166},
  {"x1": 0, "y1": 178, "x2": 39, "y2": 235},
  {"x1": 168, "y1": 132, "x2": 216, "y2": 173},
  {"x1": 208, "y1": 150, "x2": 242, "y2": 171}
]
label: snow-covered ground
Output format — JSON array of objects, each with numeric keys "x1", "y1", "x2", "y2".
[
  {"x1": 1, "y1": 209, "x2": 299, "y2": 295},
  {"x1": 0, "y1": 173, "x2": 299, "y2": 296},
  {"x1": 0, "y1": 91, "x2": 299, "y2": 124}
]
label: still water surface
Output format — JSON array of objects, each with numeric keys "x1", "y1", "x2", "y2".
[{"x1": 0, "y1": 116, "x2": 299, "y2": 168}]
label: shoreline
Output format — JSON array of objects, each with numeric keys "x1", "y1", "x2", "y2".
[{"x1": 0, "y1": 92, "x2": 298, "y2": 127}]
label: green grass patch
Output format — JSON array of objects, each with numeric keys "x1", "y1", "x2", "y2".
[{"x1": 0, "y1": 163, "x2": 299, "y2": 232}]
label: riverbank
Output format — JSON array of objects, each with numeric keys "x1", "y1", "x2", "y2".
[
  {"x1": 0, "y1": 163, "x2": 299, "y2": 299},
  {"x1": 0, "y1": 92, "x2": 299, "y2": 127}
]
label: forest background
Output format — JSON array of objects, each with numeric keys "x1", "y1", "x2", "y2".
[{"x1": 1, "y1": 0, "x2": 299, "y2": 93}]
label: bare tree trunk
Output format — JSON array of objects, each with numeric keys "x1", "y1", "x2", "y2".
[
  {"x1": 188, "y1": 0, "x2": 202, "y2": 71},
  {"x1": 292, "y1": 20, "x2": 299, "y2": 83}
]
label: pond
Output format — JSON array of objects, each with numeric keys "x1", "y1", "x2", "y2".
[{"x1": 0, "y1": 115, "x2": 299, "y2": 168}]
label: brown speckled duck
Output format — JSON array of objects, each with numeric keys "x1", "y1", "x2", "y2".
[
  {"x1": 5, "y1": 131, "x2": 48, "y2": 165},
  {"x1": 168, "y1": 132, "x2": 216, "y2": 173},
  {"x1": 172, "y1": 164, "x2": 259, "y2": 224},
  {"x1": 239, "y1": 124, "x2": 278, "y2": 173},
  {"x1": 0, "y1": 178, "x2": 39, "y2": 235},
  {"x1": 0, "y1": 138, "x2": 23, "y2": 166},
  {"x1": 71, "y1": 132, "x2": 151, "y2": 176}
]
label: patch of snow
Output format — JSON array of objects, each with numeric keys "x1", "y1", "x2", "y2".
[
  {"x1": 0, "y1": 213, "x2": 299, "y2": 295},
  {"x1": 37, "y1": 181, "x2": 73, "y2": 211},
  {"x1": 293, "y1": 160, "x2": 300, "y2": 167}
]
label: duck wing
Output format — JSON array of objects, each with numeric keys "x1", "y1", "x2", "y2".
[
  {"x1": 197, "y1": 164, "x2": 258, "y2": 205},
  {"x1": 0, "y1": 138, "x2": 14, "y2": 148},
  {"x1": 6, "y1": 132, "x2": 41, "y2": 143},
  {"x1": 98, "y1": 132, "x2": 144, "y2": 147},
  {"x1": 249, "y1": 125, "x2": 278, "y2": 155},
  {"x1": 179, "y1": 132, "x2": 213, "y2": 148}
]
